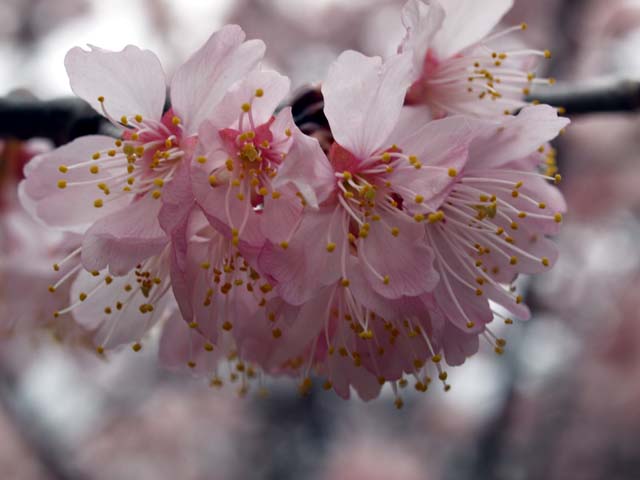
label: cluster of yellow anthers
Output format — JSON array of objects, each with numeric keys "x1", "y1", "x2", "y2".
[
  {"x1": 198, "y1": 89, "x2": 293, "y2": 247},
  {"x1": 57, "y1": 96, "x2": 185, "y2": 208},
  {"x1": 48, "y1": 245, "x2": 171, "y2": 354},
  {"x1": 208, "y1": 349, "x2": 267, "y2": 399},
  {"x1": 459, "y1": 23, "x2": 558, "y2": 115}
]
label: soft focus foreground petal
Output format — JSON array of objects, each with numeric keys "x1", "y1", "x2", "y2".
[
  {"x1": 20, "y1": 136, "x2": 130, "y2": 233},
  {"x1": 65, "y1": 45, "x2": 166, "y2": 121},
  {"x1": 171, "y1": 25, "x2": 266, "y2": 135},
  {"x1": 399, "y1": 0, "x2": 445, "y2": 75},
  {"x1": 272, "y1": 128, "x2": 335, "y2": 207},
  {"x1": 468, "y1": 105, "x2": 569, "y2": 170},
  {"x1": 207, "y1": 69, "x2": 290, "y2": 131},
  {"x1": 81, "y1": 195, "x2": 168, "y2": 275},
  {"x1": 431, "y1": 0, "x2": 514, "y2": 58},
  {"x1": 322, "y1": 51, "x2": 414, "y2": 159}
]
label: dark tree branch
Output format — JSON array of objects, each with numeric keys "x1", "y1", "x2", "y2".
[
  {"x1": 0, "y1": 97, "x2": 111, "y2": 146},
  {"x1": 529, "y1": 79, "x2": 640, "y2": 115},
  {"x1": 2, "y1": 79, "x2": 639, "y2": 149}
]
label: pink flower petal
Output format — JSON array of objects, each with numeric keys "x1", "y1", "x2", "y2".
[
  {"x1": 468, "y1": 105, "x2": 570, "y2": 170},
  {"x1": 65, "y1": 45, "x2": 166, "y2": 121},
  {"x1": 19, "y1": 135, "x2": 130, "y2": 233},
  {"x1": 399, "y1": 0, "x2": 445, "y2": 75},
  {"x1": 322, "y1": 50, "x2": 414, "y2": 159},
  {"x1": 170, "y1": 24, "x2": 266, "y2": 136},
  {"x1": 81, "y1": 194, "x2": 168, "y2": 275},
  {"x1": 431, "y1": 0, "x2": 514, "y2": 59},
  {"x1": 207, "y1": 69, "x2": 291, "y2": 131},
  {"x1": 358, "y1": 209, "x2": 439, "y2": 299},
  {"x1": 259, "y1": 206, "x2": 347, "y2": 305},
  {"x1": 70, "y1": 266, "x2": 172, "y2": 349},
  {"x1": 272, "y1": 127, "x2": 335, "y2": 208}
]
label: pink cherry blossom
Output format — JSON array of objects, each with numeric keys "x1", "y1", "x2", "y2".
[
  {"x1": 400, "y1": 0, "x2": 555, "y2": 117},
  {"x1": 191, "y1": 68, "x2": 295, "y2": 249},
  {"x1": 250, "y1": 51, "x2": 489, "y2": 399},
  {"x1": 17, "y1": 26, "x2": 267, "y2": 353},
  {"x1": 20, "y1": 25, "x2": 266, "y2": 276},
  {"x1": 423, "y1": 104, "x2": 569, "y2": 355}
]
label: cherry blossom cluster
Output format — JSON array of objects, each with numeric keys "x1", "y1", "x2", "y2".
[{"x1": 18, "y1": 0, "x2": 568, "y2": 403}]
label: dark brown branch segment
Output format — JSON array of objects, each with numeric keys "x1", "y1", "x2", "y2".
[
  {"x1": 0, "y1": 97, "x2": 109, "y2": 146},
  {"x1": 528, "y1": 79, "x2": 640, "y2": 115}
]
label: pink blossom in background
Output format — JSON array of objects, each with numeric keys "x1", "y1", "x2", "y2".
[{"x1": 400, "y1": 0, "x2": 555, "y2": 117}]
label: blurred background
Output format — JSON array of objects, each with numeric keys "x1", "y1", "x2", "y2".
[{"x1": 2, "y1": 0, "x2": 640, "y2": 479}]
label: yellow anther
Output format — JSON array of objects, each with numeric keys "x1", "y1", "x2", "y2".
[
  {"x1": 381, "y1": 152, "x2": 391, "y2": 163},
  {"x1": 510, "y1": 221, "x2": 519, "y2": 230},
  {"x1": 204, "y1": 343, "x2": 214, "y2": 352},
  {"x1": 164, "y1": 138, "x2": 172, "y2": 149},
  {"x1": 554, "y1": 174, "x2": 562, "y2": 184},
  {"x1": 58, "y1": 165, "x2": 68, "y2": 173},
  {"x1": 544, "y1": 49, "x2": 552, "y2": 59},
  {"x1": 197, "y1": 156, "x2": 207, "y2": 165},
  {"x1": 414, "y1": 213, "x2": 425, "y2": 222},
  {"x1": 97, "y1": 96, "x2": 105, "y2": 103},
  {"x1": 415, "y1": 194, "x2": 424, "y2": 204},
  {"x1": 521, "y1": 22, "x2": 528, "y2": 30},
  {"x1": 90, "y1": 165, "x2": 99, "y2": 174},
  {"x1": 323, "y1": 380, "x2": 333, "y2": 390},
  {"x1": 153, "y1": 178, "x2": 164, "y2": 187},
  {"x1": 255, "y1": 88, "x2": 264, "y2": 97},
  {"x1": 391, "y1": 227, "x2": 400, "y2": 237},
  {"x1": 132, "y1": 342, "x2": 142, "y2": 352},
  {"x1": 541, "y1": 257, "x2": 550, "y2": 266},
  {"x1": 342, "y1": 171, "x2": 352, "y2": 181},
  {"x1": 79, "y1": 292, "x2": 87, "y2": 301},
  {"x1": 94, "y1": 199, "x2": 103, "y2": 208},
  {"x1": 120, "y1": 116, "x2": 128, "y2": 125},
  {"x1": 48, "y1": 285, "x2": 56, "y2": 293},
  {"x1": 509, "y1": 256, "x2": 518, "y2": 265},
  {"x1": 476, "y1": 288, "x2": 483, "y2": 296},
  {"x1": 241, "y1": 103, "x2": 251, "y2": 112},
  {"x1": 341, "y1": 278, "x2": 350, "y2": 287},
  {"x1": 439, "y1": 371, "x2": 448, "y2": 381},
  {"x1": 104, "y1": 307, "x2": 112, "y2": 314},
  {"x1": 518, "y1": 212, "x2": 527, "y2": 219},
  {"x1": 134, "y1": 114, "x2": 143, "y2": 123},
  {"x1": 208, "y1": 175, "x2": 217, "y2": 186},
  {"x1": 280, "y1": 241, "x2": 289, "y2": 249},
  {"x1": 57, "y1": 180, "x2": 67, "y2": 189},
  {"x1": 383, "y1": 275, "x2": 390, "y2": 285},
  {"x1": 516, "y1": 294, "x2": 523, "y2": 304},
  {"x1": 431, "y1": 354, "x2": 442, "y2": 363},
  {"x1": 151, "y1": 190, "x2": 162, "y2": 199},
  {"x1": 258, "y1": 187, "x2": 268, "y2": 196},
  {"x1": 285, "y1": 128, "x2": 292, "y2": 137},
  {"x1": 448, "y1": 168, "x2": 457, "y2": 177},
  {"x1": 394, "y1": 397, "x2": 404, "y2": 409},
  {"x1": 96, "y1": 345, "x2": 104, "y2": 355},
  {"x1": 326, "y1": 242, "x2": 336, "y2": 253},
  {"x1": 272, "y1": 328, "x2": 282, "y2": 338},
  {"x1": 548, "y1": 77, "x2": 556, "y2": 85},
  {"x1": 554, "y1": 213, "x2": 563, "y2": 223},
  {"x1": 222, "y1": 321, "x2": 233, "y2": 331},
  {"x1": 172, "y1": 116, "x2": 181, "y2": 125},
  {"x1": 359, "y1": 330, "x2": 373, "y2": 340},
  {"x1": 496, "y1": 227, "x2": 504, "y2": 235},
  {"x1": 271, "y1": 191, "x2": 281, "y2": 199}
]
